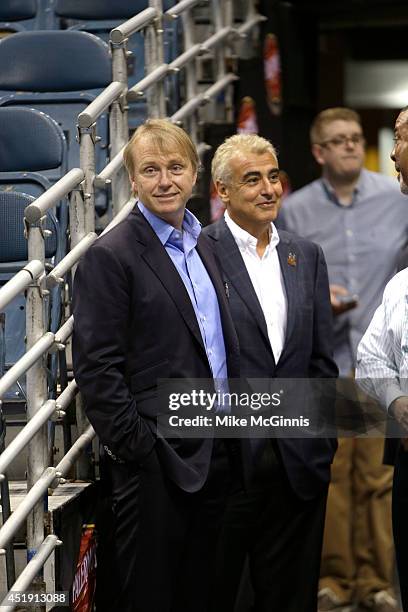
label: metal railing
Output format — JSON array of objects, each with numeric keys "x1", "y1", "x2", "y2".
[{"x1": 0, "y1": 0, "x2": 265, "y2": 607}]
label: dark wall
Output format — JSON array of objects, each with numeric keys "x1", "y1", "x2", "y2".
[{"x1": 235, "y1": 1, "x2": 321, "y2": 190}]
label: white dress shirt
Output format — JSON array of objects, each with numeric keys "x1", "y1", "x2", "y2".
[
  {"x1": 224, "y1": 211, "x2": 287, "y2": 363},
  {"x1": 356, "y1": 268, "x2": 408, "y2": 411}
]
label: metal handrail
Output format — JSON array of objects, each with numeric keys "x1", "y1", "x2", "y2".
[
  {"x1": 202, "y1": 73, "x2": 239, "y2": 101},
  {"x1": 168, "y1": 43, "x2": 202, "y2": 72},
  {"x1": 54, "y1": 317, "x2": 74, "y2": 345},
  {"x1": 0, "y1": 380, "x2": 79, "y2": 479},
  {"x1": 110, "y1": 7, "x2": 158, "y2": 43},
  {"x1": 0, "y1": 401, "x2": 57, "y2": 479},
  {"x1": 56, "y1": 380, "x2": 78, "y2": 412},
  {"x1": 0, "y1": 536, "x2": 61, "y2": 612},
  {"x1": 24, "y1": 169, "x2": 84, "y2": 223},
  {"x1": 54, "y1": 425, "x2": 95, "y2": 479},
  {"x1": 170, "y1": 95, "x2": 205, "y2": 123},
  {"x1": 78, "y1": 81, "x2": 125, "y2": 129},
  {"x1": 46, "y1": 233, "x2": 98, "y2": 289},
  {"x1": 0, "y1": 261, "x2": 43, "y2": 311},
  {"x1": 164, "y1": 0, "x2": 205, "y2": 19},
  {"x1": 95, "y1": 147, "x2": 125, "y2": 186},
  {"x1": 127, "y1": 63, "x2": 170, "y2": 99},
  {"x1": 0, "y1": 332, "x2": 55, "y2": 400},
  {"x1": 200, "y1": 26, "x2": 234, "y2": 52},
  {"x1": 0, "y1": 467, "x2": 57, "y2": 551},
  {"x1": 237, "y1": 14, "x2": 267, "y2": 37},
  {"x1": 100, "y1": 198, "x2": 136, "y2": 236},
  {"x1": 171, "y1": 73, "x2": 238, "y2": 123},
  {"x1": 0, "y1": 425, "x2": 95, "y2": 552}
]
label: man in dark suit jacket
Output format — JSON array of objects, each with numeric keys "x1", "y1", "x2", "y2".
[
  {"x1": 203, "y1": 133, "x2": 338, "y2": 612},
  {"x1": 72, "y1": 120, "x2": 241, "y2": 612}
]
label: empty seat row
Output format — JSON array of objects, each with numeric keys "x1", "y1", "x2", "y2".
[{"x1": 0, "y1": 0, "x2": 180, "y2": 126}]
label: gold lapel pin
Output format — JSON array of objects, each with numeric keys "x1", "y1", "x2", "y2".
[{"x1": 287, "y1": 252, "x2": 297, "y2": 267}]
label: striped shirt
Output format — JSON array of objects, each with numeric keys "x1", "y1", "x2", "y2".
[{"x1": 356, "y1": 268, "x2": 408, "y2": 411}]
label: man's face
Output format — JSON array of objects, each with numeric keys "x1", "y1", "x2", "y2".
[
  {"x1": 130, "y1": 136, "x2": 197, "y2": 228},
  {"x1": 312, "y1": 119, "x2": 365, "y2": 181},
  {"x1": 391, "y1": 110, "x2": 408, "y2": 195},
  {"x1": 216, "y1": 150, "x2": 283, "y2": 235}
]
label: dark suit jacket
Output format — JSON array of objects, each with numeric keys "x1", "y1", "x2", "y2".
[
  {"x1": 203, "y1": 219, "x2": 338, "y2": 500},
  {"x1": 72, "y1": 206, "x2": 240, "y2": 493}
]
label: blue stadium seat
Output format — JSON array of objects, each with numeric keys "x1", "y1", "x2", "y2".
[
  {"x1": 54, "y1": 0, "x2": 168, "y2": 20},
  {"x1": 0, "y1": 193, "x2": 58, "y2": 263},
  {"x1": 0, "y1": 191, "x2": 60, "y2": 404},
  {"x1": 0, "y1": 106, "x2": 67, "y2": 198},
  {"x1": 55, "y1": 0, "x2": 180, "y2": 127},
  {"x1": 0, "y1": 0, "x2": 37, "y2": 32},
  {"x1": 0, "y1": 0, "x2": 37, "y2": 20},
  {"x1": 0, "y1": 30, "x2": 112, "y2": 214},
  {"x1": 0, "y1": 106, "x2": 69, "y2": 267}
]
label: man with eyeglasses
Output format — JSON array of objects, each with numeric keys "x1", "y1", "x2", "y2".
[{"x1": 278, "y1": 107, "x2": 407, "y2": 612}]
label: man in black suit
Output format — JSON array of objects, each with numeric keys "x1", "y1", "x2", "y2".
[
  {"x1": 203, "y1": 133, "x2": 338, "y2": 612},
  {"x1": 72, "y1": 119, "x2": 241, "y2": 612}
]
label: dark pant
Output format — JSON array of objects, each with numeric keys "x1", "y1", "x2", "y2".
[
  {"x1": 215, "y1": 440, "x2": 328, "y2": 612},
  {"x1": 392, "y1": 445, "x2": 408, "y2": 611},
  {"x1": 100, "y1": 439, "x2": 237, "y2": 612}
]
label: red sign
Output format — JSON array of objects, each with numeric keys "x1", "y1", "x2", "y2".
[{"x1": 72, "y1": 525, "x2": 97, "y2": 612}]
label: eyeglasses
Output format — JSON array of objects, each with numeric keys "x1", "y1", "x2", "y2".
[{"x1": 318, "y1": 134, "x2": 365, "y2": 148}]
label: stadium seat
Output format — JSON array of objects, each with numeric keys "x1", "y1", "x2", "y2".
[
  {"x1": 0, "y1": 106, "x2": 69, "y2": 267},
  {"x1": 0, "y1": 191, "x2": 60, "y2": 404},
  {"x1": 0, "y1": 0, "x2": 37, "y2": 32},
  {"x1": 0, "y1": 106, "x2": 67, "y2": 196},
  {"x1": 0, "y1": 30, "x2": 112, "y2": 214},
  {"x1": 55, "y1": 0, "x2": 180, "y2": 127}
]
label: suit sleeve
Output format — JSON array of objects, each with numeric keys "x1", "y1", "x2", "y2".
[
  {"x1": 309, "y1": 244, "x2": 338, "y2": 379},
  {"x1": 72, "y1": 243, "x2": 155, "y2": 463}
]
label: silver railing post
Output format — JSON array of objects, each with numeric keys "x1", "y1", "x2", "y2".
[
  {"x1": 210, "y1": 0, "x2": 228, "y2": 121},
  {"x1": 24, "y1": 215, "x2": 48, "y2": 608},
  {"x1": 181, "y1": 7, "x2": 199, "y2": 143},
  {"x1": 110, "y1": 39, "x2": 131, "y2": 215},
  {"x1": 146, "y1": 0, "x2": 166, "y2": 117},
  {"x1": 222, "y1": 0, "x2": 234, "y2": 123},
  {"x1": 241, "y1": 0, "x2": 263, "y2": 54},
  {"x1": 77, "y1": 129, "x2": 96, "y2": 478},
  {"x1": 78, "y1": 125, "x2": 96, "y2": 236},
  {"x1": 69, "y1": 187, "x2": 86, "y2": 251}
]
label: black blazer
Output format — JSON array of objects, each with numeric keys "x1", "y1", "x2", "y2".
[
  {"x1": 72, "y1": 206, "x2": 240, "y2": 493},
  {"x1": 203, "y1": 219, "x2": 338, "y2": 500}
]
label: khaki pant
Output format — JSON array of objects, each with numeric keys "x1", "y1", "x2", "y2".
[{"x1": 319, "y1": 437, "x2": 394, "y2": 604}]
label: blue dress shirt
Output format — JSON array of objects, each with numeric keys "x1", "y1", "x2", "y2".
[{"x1": 137, "y1": 201, "x2": 228, "y2": 392}]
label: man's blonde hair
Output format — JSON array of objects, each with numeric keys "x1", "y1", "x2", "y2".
[
  {"x1": 212, "y1": 134, "x2": 277, "y2": 184},
  {"x1": 310, "y1": 107, "x2": 362, "y2": 145},
  {"x1": 123, "y1": 119, "x2": 200, "y2": 177}
]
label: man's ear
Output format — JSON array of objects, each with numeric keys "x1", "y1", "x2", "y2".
[
  {"x1": 311, "y1": 144, "x2": 325, "y2": 167},
  {"x1": 215, "y1": 180, "x2": 230, "y2": 204},
  {"x1": 130, "y1": 177, "x2": 138, "y2": 196}
]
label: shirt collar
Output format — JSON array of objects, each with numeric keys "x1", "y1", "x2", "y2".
[
  {"x1": 321, "y1": 168, "x2": 367, "y2": 207},
  {"x1": 138, "y1": 200, "x2": 202, "y2": 247},
  {"x1": 224, "y1": 209, "x2": 280, "y2": 252}
]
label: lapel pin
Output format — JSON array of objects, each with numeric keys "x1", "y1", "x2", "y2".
[
  {"x1": 224, "y1": 281, "x2": 230, "y2": 299},
  {"x1": 287, "y1": 252, "x2": 297, "y2": 267}
]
